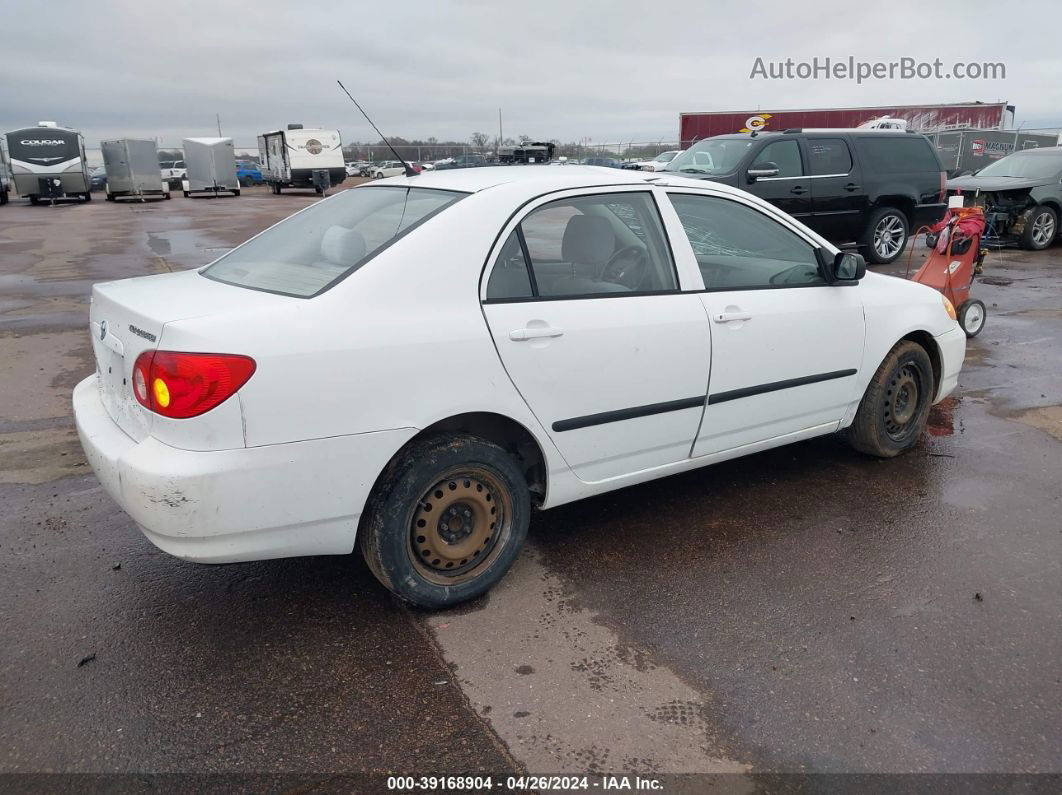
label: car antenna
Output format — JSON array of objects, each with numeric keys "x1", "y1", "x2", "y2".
[{"x1": 336, "y1": 80, "x2": 417, "y2": 177}]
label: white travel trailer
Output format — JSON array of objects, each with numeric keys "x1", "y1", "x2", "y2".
[
  {"x1": 181, "y1": 137, "x2": 240, "y2": 197},
  {"x1": 101, "y1": 139, "x2": 170, "y2": 201},
  {"x1": 4, "y1": 121, "x2": 91, "y2": 204},
  {"x1": 258, "y1": 124, "x2": 345, "y2": 194}
]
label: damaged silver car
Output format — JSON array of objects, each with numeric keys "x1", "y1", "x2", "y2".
[{"x1": 947, "y1": 147, "x2": 1062, "y2": 250}]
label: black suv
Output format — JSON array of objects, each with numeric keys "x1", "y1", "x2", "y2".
[{"x1": 664, "y1": 130, "x2": 947, "y2": 263}]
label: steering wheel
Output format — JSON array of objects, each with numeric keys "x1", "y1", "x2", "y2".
[{"x1": 601, "y1": 244, "x2": 649, "y2": 289}]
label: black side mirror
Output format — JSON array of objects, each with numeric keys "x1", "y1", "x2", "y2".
[
  {"x1": 747, "y1": 162, "x2": 780, "y2": 182},
  {"x1": 828, "y1": 250, "x2": 866, "y2": 283}
]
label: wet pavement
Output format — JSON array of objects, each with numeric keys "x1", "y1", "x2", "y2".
[{"x1": 0, "y1": 187, "x2": 1059, "y2": 782}]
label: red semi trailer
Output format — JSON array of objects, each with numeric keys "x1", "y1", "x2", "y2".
[{"x1": 680, "y1": 102, "x2": 1012, "y2": 146}]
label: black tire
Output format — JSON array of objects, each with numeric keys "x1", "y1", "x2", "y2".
[
  {"x1": 360, "y1": 433, "x2": 530, "y2": 609},
  {"x1": 29, "y1": 195, "x2": 39, "y2": 206},
  {"x1": 106, "y1": 193, "x2": 116, "y2": 202},
  {"x1": 958, "y1": 299, "x2": 986, "y2": 338},
  {"x1": 83, "y1": 191, "x2": 92, "y2": 202},
  {"x1": 182, "y1": 190, "x2": 190, "y2": 198},
  {"x1": 164, "y1": 192, "x2": 171, "y2": 200},
  {"x1": 846, "y1": 340, "x2": 935, "y2": 458},
  {"x1": 862, "y1": 206, "x2": 909, "y2": 264},
  {"x1": 0, "y1": 190, "x2": 9, "y2": 205},
  {"x1": 1021, "y1": 205, "x2": 1057, "y2": 251}
]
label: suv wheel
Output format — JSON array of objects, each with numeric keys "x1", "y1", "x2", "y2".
[
  {"x1": 1022, "y1": 205, "x2": 1057, "y2": 251},
  {"x1": 359, "y1": 434, "x2": 530, "y2": 609},
  {"x1": 862, "y1": 206, "x2": 909, "y2": 264}
]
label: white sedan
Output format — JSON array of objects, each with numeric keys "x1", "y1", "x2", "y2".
[
  {"x1": 74, "y1": 167, "x2": 966, "y2": 608},
  {"x1": 638, "y1": 150, "x2": 681, "y2": 171}
]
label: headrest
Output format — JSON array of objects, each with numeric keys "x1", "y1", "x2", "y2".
[
  {"x1": 561, "y1": 214, "x2": 614, "y2": 266},
  {"x1": 320, "y1": 226, "x2": 367, "y2": 266}
]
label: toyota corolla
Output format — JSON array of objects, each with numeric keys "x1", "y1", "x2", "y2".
[{"x1": 74, "y1": 166, "x2": 966, "y2": 608}]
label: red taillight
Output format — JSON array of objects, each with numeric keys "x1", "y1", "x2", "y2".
[{"x1": 132, "y1": 351, "x2": 256, "y2": 419}]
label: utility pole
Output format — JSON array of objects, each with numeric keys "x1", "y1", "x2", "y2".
[
  {"x1": 498, "y1": 108, "x2": 503, "y2": 150},
  {"x1": 216, "y1": 113, "x2": 222, "y2": 137}
]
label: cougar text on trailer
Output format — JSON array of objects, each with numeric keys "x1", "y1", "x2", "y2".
[
  {"x1": 4, "y1": 121, "x2": 91, "y2": 204},
  {"x1": 101, "y1": 139, "x2": 171, "y2": 201},
  {"x1": 258, "y1": 124, "x2": 345, "y2": 195},
  {"x1": 180, "y1": 137, "x2": 240, "y2": 198}
]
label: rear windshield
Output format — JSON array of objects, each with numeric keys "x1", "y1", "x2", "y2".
[
  {"x1": 203, "y1": 186, "x2": 465, "y2": 297},
  {"x1": 854, "y1": 136, "x2": 942, "y2": 174}
]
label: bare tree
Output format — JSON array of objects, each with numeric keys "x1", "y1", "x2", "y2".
[{"x1": 470, "y1": 132, "x2": 490, "y2": 150}]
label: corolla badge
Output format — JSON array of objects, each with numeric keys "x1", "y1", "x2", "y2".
[{"x1": 99, "y1": 320, "x2": 108, "y2": 341}]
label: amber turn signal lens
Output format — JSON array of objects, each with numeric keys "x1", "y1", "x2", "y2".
[{"x1": 942, "y1": 295, "x2": 957, "y2": 320}]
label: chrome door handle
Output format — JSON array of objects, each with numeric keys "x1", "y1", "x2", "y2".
[
  {"x1": 509, "y1": 326, "x2": 564, "y2": 341},
  {"x1": 713, "y1": 311, "x2": 752, "y2": 323}
]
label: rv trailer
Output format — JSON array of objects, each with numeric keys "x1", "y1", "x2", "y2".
[
  {"x1": 4, "y1": 121, "x2": 91, "y2": 204},
  {"x1": 258, "y1": 124, "x2": 345, "y2": 194},
  {"x1": 101, "y1": 139, "x2": 170, "y2": 201},
  {"x1": 180, "y1": 137, "x2": 240, "y2": 197}
]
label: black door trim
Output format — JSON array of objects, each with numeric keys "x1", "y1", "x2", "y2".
[
  {"x1": 552, "y1": 396, "x2": 706, "y2": 432},
  {"x1": 708, "y1": 368, "x2": 857, "y2": 405}
]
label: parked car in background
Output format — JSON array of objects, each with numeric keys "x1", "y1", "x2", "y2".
[
  {"x1": 89, "y1": 166, "x2": 107, "y2": 192},
  {"x1": 637, "y1": 150, "x2": 681, "y2": 171},
  {"x1": 0, "y1": 155, "x2": 12, "y2": 204},
  {"x1": 946, "y1": 147, "x2": 1062, "y2": 250},
  {"x1": 73, "y1": 166, "x2": 964, "y2": 609},
  {"x1": 665, "y1": 130, "x2": 947, "y2": 263},
  {"x1": 434, "y1": 153, "x2": 489, "y2": 170},
  {"x1": 346, "y1": 161, "x2": 370, "y2": 177},
  {"x1": 372, "y1": 161, "x2": 418, "y2": 179},
  {"x1": 581, "y1": 156, "x2": 622, "y2": 168},
  {"x1": 159, "y1": 159, "x2": 186, "y2": 189},
  {"x1": 235, "y1": 161, "x2": 264, "y2": 186}
]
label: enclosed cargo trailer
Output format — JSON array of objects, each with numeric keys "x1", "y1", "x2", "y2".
[
  {"x1": 101, "y1": 139, "x2": 170, "y2": 201},
  {"x1": 258, "y1": 125, "x2": 345, "y2": 194},
  {"x1": 931, "y1": 129, "x2": 1061, "y2": 177},
  {"x1": 181, "y1": 137, "x2": 240, "y2": 197},
  {"x1": 680, "y1": 102, "x2": 1013, "y2": 145},
  {"x1": 0, "y1": 148, "x2": 10, "y2": 205},
  {"x1": 4, "y1": 121, "x2": 91, "y2": 204}
]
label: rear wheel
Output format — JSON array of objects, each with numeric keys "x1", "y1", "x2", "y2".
[
  {"x1": 958, "y1": 299, "x2": 986, "y2": 338},
  {"x1": 847, "y1": 341, "x2": 935, "y2": 457},
  {"x1": 360, "y1": 434, "x2": 530, "y2": 609},
  {"x1": 29, "y1": 195, "x2": 39, "y2": 206},
  {"x1": 862, "y1": 206, "x2": 909, "y2": 264},
  {"x1": 83, "y1": 191, "x2": 91, "y2": 201},
  {"x1": 1021, "y1": 205, "x2": 1057, "y2": 250},
  {"x1": 0, "y1": 189, "x2": 7, "y2": 205}
]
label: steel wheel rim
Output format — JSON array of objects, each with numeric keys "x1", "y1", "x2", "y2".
[
  {"x1": 964, "y1": 303, "x2": 984, "y2": 332},
  {"x1": 883, "y1": 363, "x2": 923, "y2": 440},
  {"x1": 874, "y1": 215, "x2": 905, "y2": 258},
  {"x1": 1032, "y1": 212, "x2": 1055, "y2": 246},
  {"x1": 408, "y1": 466, "x2": 512, "y2": 586}
]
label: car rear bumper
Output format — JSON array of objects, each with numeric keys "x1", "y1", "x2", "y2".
[
  {"x1": 73, "y1": 376, "x2": 416, "y2": 563},
  {"x1": 934, "y1": 325, "x2": 966, "y2": 402}
]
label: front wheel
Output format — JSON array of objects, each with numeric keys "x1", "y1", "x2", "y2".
[
  {"x1": 847, "y1": 340, "x2": 935, "y2": 457},
  {"x1": 958, "y1": 299, "x2": 986, "y2": 338},
  {"x1": 360, "y1": 434, "x2": 530, "y2": 609},
  {"x1": 1021, "y1": 205, "x2": 1057, "y2": 251},
  {"x1": 862, "y1": 206, "x2": 909, "y2": 264}
]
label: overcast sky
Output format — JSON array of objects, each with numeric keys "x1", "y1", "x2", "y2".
[{"x1": 3, "y1": 0, "x2": 1061, "y2": 148}]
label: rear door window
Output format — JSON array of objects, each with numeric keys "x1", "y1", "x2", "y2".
[
  {"x1": 204, "y1": 186, "x2": 465, "y2": 297},
  {"x1": 807, "y1": 138, "x2": 853, "y2": 175}
]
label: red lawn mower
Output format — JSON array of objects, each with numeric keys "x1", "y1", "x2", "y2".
[{"x1": 910, "y1": 199, "x2": 987, "y2": 337}]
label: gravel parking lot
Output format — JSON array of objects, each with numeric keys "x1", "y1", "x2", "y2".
[{"x1": 1, "y1": 185, "x2": 1059, "y2": 781}]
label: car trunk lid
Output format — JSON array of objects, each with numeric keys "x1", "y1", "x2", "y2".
[{"x1": 88, "y1": 269, "x2": 291, "y2": 441}]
